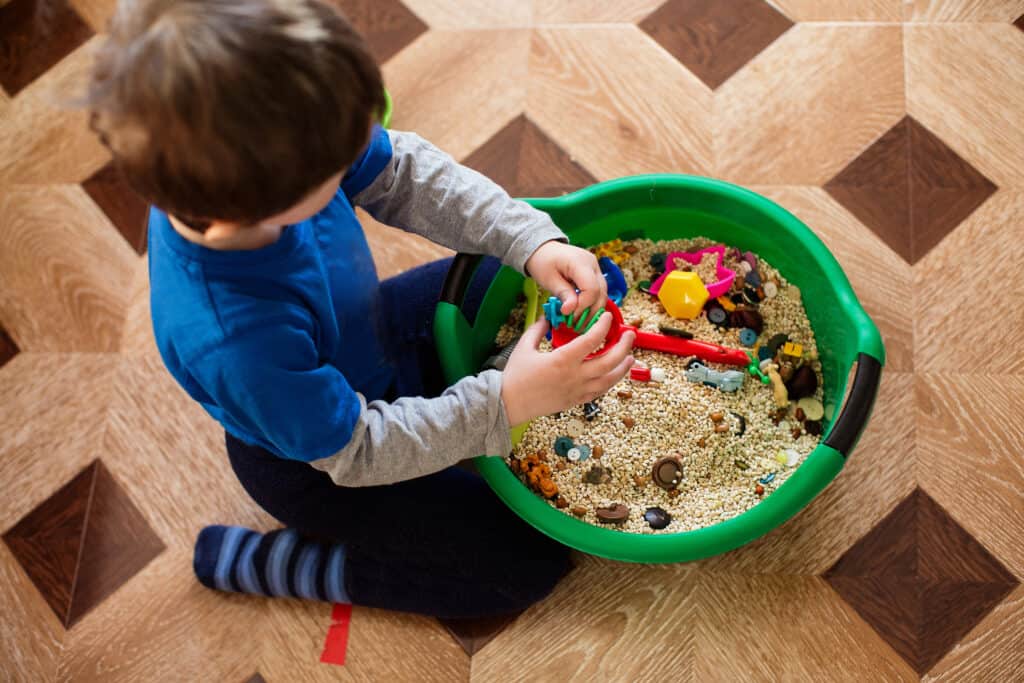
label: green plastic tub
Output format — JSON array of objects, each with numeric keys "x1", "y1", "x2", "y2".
[{"x1": 434, "y1": 175, "x2": 884, "y2": 563}]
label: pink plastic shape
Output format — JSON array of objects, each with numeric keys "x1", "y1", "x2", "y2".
[{"x1": 648, "y1": 245, "x2": 735, "y2": 298}]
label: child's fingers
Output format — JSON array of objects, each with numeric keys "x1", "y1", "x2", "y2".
[
  {"x1": 556, "y1": 287, "x2": 579, "y2": 315},
  {"x1": 583, "y1": 330, "x2": 634, "y2": 377},
  {"x1": 586, "y1": 353, "x2": 635, "y2": 397},
  {"x1": 573, "y1": 262, "x2": 606, "y2": 312},
  {"x1": 518, "y1": 317, "x2": 549, "y2": 350},
  {"x1": 560, "y1": 311, "x2": 612, "y2": 361}
]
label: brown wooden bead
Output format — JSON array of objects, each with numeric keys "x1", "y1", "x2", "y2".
[
  {"x1": 622, "y1": 416, "x2": 636, "y2": 429},
  {"x1": 617, "y1": 390, "x2": 633, "y2": 399},
  {"x1": 710, "y1": 412, "x2": 725, "y2": 423},
  {"x1": 571, "y1": 505, "x2": 587, "y2": 517},
  {"x1": 592, "y1": 445, "x2": 604, "y2": 458}
]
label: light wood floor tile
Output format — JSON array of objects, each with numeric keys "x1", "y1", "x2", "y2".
[
  {"x1": 903, "y1": 0, "x2": 1024, "y2": 21},
  {"x1": 472, "y1": 562, "x2": 696, "y2": 682},
  {"x1": 715, "y1": 24, "x2": 904, "y2": 185},
  {"x1": 926, "y1": 585, "x2": 1024, "y2": 682},
  {"x1": 693, "y1": 574, "x2": 918, "y2": 681},
  {"x1": 58, "y1": 550, "x2": 263, "y2": 682},
  {"x1": 0, "y1": 353, "x2": 118, "y2": 531},
  {"x1": 906, "y1": 24, "x2": 1024, "y2": 188},
  {"x1": 400, "y1": 0, "x2": 531, "y2": 28},
  {"x1": 915, "y1": 374, "x2": 1024, "y2": 578},
  {"x1": 0, "y1": 37, "x2": 110, "y2": 186},
  {"x1": 261, "y1": 601, "x2": 469, "y2": 682},
  {"x1": 358, "y1": 209, "x2": 453, "y2": 280},
  {"x1": 754, "y1": 186, "x2": 914, "y2": 372},
  {"x1": 101, "y1": 356, "x2": 274, "y2": 551},
  {"x1": 527, "y1": 26, "x2": 712, "y2": 180},
  {"x1": 772, "y1": 0, "x2": 902, "y2": 21},
  {"x1": 0, "y1": 543, "x2": 63, "y2": 683},
  {"x1": 69, "y1": 0, "x2": 116, "y2": 32},
  {"x1": 533, "y1": 0, "x2": 667, "y2": 24},
  {"x1": 697, "y1": 372, "x2": 916, "y2": 575},
  {"x1": 914, "y1": 190, "x2": 1024, "y2": 374},
  {"x1": 119, "y1": 256, "x2": 157, "y2": 356},
  {"x1": 382, "y1": 29, "x2": 530, "y2": 162},
  {"x1": 0, "y1": 185, "x2": 135, "y2": 352}
]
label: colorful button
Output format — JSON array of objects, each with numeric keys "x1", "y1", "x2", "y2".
[
  {"x1": 644, "y1": 507, "x2": 672, "y2": 530},
  {"x1": 567, "y1": 447, "x2": 582, "y2": 462},
  {"x1": 554, "y1": 436, "x2": 574, "y2": 457},
  {"x1": 595, "y1": 503, "x2": 630, "y2": 524},
  {"x1": 739, "y1": 327, "x2": 758, "y2": 346},
  {"x1": 708, "y1": 306, "x2": 728, "y2": 325},
  {"x1": 651, "y1": 456, "x2": 684, "y2": 490}
]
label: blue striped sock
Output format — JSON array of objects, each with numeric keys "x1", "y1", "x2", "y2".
[{"x1": 193, "y1": 525, "x2": 349, "y2": 603}]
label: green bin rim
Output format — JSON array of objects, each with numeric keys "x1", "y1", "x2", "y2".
[{"x1": 433, "y1": 174, "x2": 884, "y2": 563}]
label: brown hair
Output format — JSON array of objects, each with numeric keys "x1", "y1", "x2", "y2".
[{"x1": 86, "y1": 0, "x2": 385, "y2": 227}]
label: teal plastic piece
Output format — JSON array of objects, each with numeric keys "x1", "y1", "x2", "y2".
[{"x1": 433, "y1": 174, "x2": 885, "y2": 563}]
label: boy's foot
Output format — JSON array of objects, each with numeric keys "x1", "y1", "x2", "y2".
[{"x1": 193, "y1": 525, "x2": 349, "y2": 603}]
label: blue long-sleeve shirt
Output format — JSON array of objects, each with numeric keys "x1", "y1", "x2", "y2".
[{"x1": 149, "y1": 127, "x2": 565, "y2": 483}]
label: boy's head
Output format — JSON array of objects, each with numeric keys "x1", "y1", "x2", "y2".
[{"x1": 86, "y1": 0, "x2": 385, "y2": 230}]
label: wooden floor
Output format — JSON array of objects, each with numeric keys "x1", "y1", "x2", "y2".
[{"x1": 2, "y1": 0, "x2": 1024, "y2": 680}]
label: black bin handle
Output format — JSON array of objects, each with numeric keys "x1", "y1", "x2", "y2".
[{"x1": 823, "y1": 353, "x2": 882, "y2": 458}]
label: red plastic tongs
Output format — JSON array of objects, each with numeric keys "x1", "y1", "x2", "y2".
[{"x1": 550, "y1": 297, "x2": 749, "y2": 366}]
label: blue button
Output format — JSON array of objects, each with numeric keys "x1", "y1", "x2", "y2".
[{"x1": 739, "y1": 328, "x2": 758, "y2": 346}]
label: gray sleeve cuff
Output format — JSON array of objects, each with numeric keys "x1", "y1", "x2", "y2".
[{"x1": 308, "y1": 370, "x2": 511, "y2": 487}]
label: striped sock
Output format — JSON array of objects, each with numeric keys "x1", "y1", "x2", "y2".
[{"x1": 193, "y1": 525, "x2": 350, "y2": 603}]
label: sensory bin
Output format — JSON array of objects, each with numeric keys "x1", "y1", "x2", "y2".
[{"x1": 497, "y1": 237, "x2": 826, "y2": 534}]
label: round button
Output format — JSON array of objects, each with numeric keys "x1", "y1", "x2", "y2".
[
  {"x1": 643, "y1": 507, "x2": 672, "y2": 530},
  {"x1": 739, "y1": 328, "x2": 758, "y2": 346},
  {"x1": 595, "y1": 503, "x2": 629, "y2": 524},
  {"x1": 797, "y1": 397, "x2": 824, "y2": 421},
  {"x1": 575, "y1": 444, "x2": 592, "y2": 461},
  {"x1": 708, "y1": 306, "x2": 728, "y2": 325},
  {"x1": 763, "y1": 281, "x2": 778, "y2": 298},
  {"x1": 567, "y1": 447, "x2": 582, "y2": 462},
  {"x1": 554, "y1": 436, "x2": 574, "y2": 457},
  {"x1": 651, "y1": 456, "x2": 684, "y2": 490}
]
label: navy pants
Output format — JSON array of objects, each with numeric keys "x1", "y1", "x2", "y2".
[{"x1": 225, "y1": 258, "x2": 572, "y2": 619}]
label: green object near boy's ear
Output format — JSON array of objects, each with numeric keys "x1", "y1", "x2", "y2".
[{"x1": 380, "y1": 89, "x2": 393, "y2": 128}]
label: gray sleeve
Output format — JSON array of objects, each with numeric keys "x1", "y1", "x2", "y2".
[
  {"x1": 308, "y1": 369, "x2": 512, "y2": 487},
  {"x1": 350, "y1": 129, "x2": 567, "y2": 274}
]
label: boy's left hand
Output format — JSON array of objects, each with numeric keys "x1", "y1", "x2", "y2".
[{"x1": 525, "y1": 241, "x2": 607, "y2": 317}]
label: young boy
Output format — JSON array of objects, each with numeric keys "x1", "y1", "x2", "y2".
[{"x1": 86, "y1": 0, "x2": 635, "y2": 619}]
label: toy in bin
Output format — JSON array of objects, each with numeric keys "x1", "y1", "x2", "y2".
[{"x1": 544, "y1": 296, "x2": 749, "y2": 366}]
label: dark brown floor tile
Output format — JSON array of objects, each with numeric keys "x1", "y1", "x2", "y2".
[
  {"x1": 2, "y1": 460, "x2": 165, "y2": 629},
  {"x1": 3, "y1": 461, "x2": 96, "y2": 626},
  {"x1": 462, "y1": 114, "x2": 597, "y2": 198},
  {"x1": 0, "y1": 323, "x2": 19, "y2": 368},
  {"x1": 66, "y1": 460, "x2": 165, "y2": 627},
  {"x1": 826, "y1": 488, "x2": 1018, "y2": 675},
  {"x1": 0, "y1": 0, "x2": 94, "y2": 96},
  {"x1": 438, "y1": 611, "x2": 524, "y2": 656},
  {"x1": 908, "y1": 117, "x2": 997, "y2": 261},
  {"x1": 823, "y1": 118, "x2": 911, "y2": 261},
  {"x1": 639, "y1": 0, "x2": 793, "y2": 90},
  {"x1": 81, "y1": 162, "x2": 150, "y2": 255},
  {"x1": 825, "y1": 116, "x2": 996, "y2": 265},
  {"x1": 332, "y1": 0, "x2": 428, "y2": 63}
]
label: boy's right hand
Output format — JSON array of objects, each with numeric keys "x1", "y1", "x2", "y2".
[{"x1": 500, "y1": 313, "x2": 635, "y2": 427}]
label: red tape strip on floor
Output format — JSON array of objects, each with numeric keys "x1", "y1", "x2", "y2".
[{"x1": 319, "y1": 603, "x2": 352, "y2": 666}]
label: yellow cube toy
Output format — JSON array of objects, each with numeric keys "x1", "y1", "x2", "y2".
[{"x1": 657, "y1": 271, "x2": 709, "y2": 319}]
